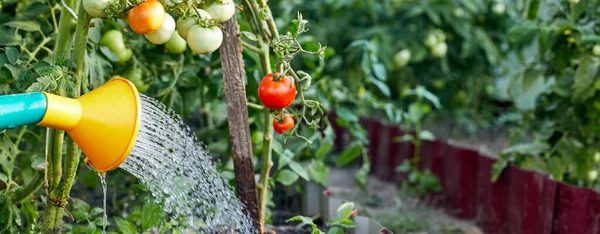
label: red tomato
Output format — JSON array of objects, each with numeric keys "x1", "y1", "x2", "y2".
[
  {"x1": 258, "y1": 73, "x2": 297, "y2": 109},
  {"x1": 127, "y1": 0, "x2": 166, "y2": 34},
  {"x1": 273, "y1": 114, "x2": 294, "y2": 134}
]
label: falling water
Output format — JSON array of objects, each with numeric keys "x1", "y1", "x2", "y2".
[
  {"x1": 99, "y1": 172, "x2": 108, "y2": 234},
  {"x1": 118, "y1": 94, "x2": 256, "y2": 233}
]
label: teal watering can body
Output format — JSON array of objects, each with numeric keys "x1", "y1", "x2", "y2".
[{"x1": 0, "y1": 92, "x2": 47, "y2": 129}]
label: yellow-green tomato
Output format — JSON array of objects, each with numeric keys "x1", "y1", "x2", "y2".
[
  {"x1": 176, "y1": 9, "x2": 211, "y2": 40},
  {"x1": 116, "y1": 48, "x2": 132, "y2": 64},
  {"x1": 100, "y1": 30, "x2": 126, "y2": 52},
  {"x1": 83, "y1": 0, "x2": 112, "y2": 18},
  {"x1": 394, "y1": 49, "x2": 411, "y2": 68},
  {"x1": 205, "y1": 0, "x2": 235, "y2": 22},
  {"x1": 593, "y1": 44, "x2": 600, "y2": 56},
  {"x1": 589, "y1": 170, "x2": 598, "y2": 181},
  {"x1": 165, "y1": 30, "x2": 187, "y2": 53},
  {"x1": 431, "y1": 42, "x2": 448, "y2": 58},
  {"x1": 145, "y1": 13, "x2": 176, "y2": 45},
  {"x1": 124, "y1": 68, "x2": 150, "y2": 93},
  {"x1": 187, "y1": 25, "x2": 223, "y2": 54},
  {"x1": 492, "y1": 2, "x2": 505, "y2": 15}
]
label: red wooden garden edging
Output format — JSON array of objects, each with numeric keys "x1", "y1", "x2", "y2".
[{"x1": 355, "y1": 119, "x2": 600, "y2": 234}]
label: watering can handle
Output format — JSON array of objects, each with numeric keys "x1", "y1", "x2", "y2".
[{"x1": 0, "y1": 92, "x2": 47, "y2": 130}]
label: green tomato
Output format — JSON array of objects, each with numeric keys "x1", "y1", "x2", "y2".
[
  {"x1": 187, "y1": 25, "x2": 223, "y2": 54},
  {"x1": 492, "y1": 2, "x2": 505, "y2": 15},
  {"x1": 431, "y1": 42, "x2": 448, "y2": 58},
  {"x1": 205, "y1": 0, "x2": 235, "y2": 22},
  {"x1": 100, "y1": 30, "x2": 126, "y2": 52},
  {"x1": 425, "y1": 33, "x2": 438, "y2": 48},
  {"x1": 589, "y1": 170, "x2": 598, "y2": 181},
  {"x1": 145, "y1": 14, "x2": 176, "y2": 45},
  {"x1": 394, "y1": 49, "x2": 411, "y2": 68},
  {"x1": 569, "y1": 0, "x2": 580, "y2": 4},
  {"x1": 432, "y1": 79, "x2": 445, "y2": 89},
  {"x1": 124, "y1": 68, "x2": 150, "y2": 93},
  {"x1": 83, "y1": 0, "x2": 112, "y2": 18},
  {"x1": 593, "y1": 44, "x2": 600, "y2": 56},
  {"x1": 453, "y1": 8, "x2": 465, "y2": 17},
  {"x1": 166, "y1": 30, "x2": 187, "y2": 53},
  {"x1": 594, "y1": 152, "x2": 600, "y2": 162},
  {"x1": 115, "y1": 49, "x2": 132, "y2": 64},
  {"x1": 176, "y1": 9, "x2": 211, "y2": 40}
]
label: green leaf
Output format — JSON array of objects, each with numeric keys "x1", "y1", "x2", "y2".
[
  {"x1": 5, "y1": 47, "x2": 18, "y2": 65},
  {"x1": 572, "y1": 58, "x2": 599, "y2": 103},
  {"x1": 70, "y1": 198, "x2": 90, "y2": 222},
  {"x1": 114, "y1": 217, "x2": 137, "y2": 234},
  {"x1": 355, "y1": 157, "x2": 369, "y2": 191},
  {"x1": 336, "y1": 202, "x2": 354, "y2": 220},
  {"x1": 315, "y1": 142, "x2": 333, "y2": 160},
  {"x1": 368, "y1": 76, "x2": 391, "y2": 97},
  {"x1": 4, "y1": 21, "x2": 40, "y2": 32},
  {"x1": 141, "y1": 202, "x2": 165, "y2": 230},
  {"x1": 336, "y1": 107, "x2": 359, "y2": 122},
  {"x1": 276, "y1": 169, "x2": 299, "y2": 186},
  {"x1": 307, "y1": 161, "x2": 328, "y2": 185},
  {"x1": 339, "y1": 219, "x2": 356, "y2": 228},
  {"x1": 418, "y1": 130, "x2": 435, "y2": 141},
  {"x1": 277, "y1": 149, "x2": 294, "y2": 170},
  {"x1": 501, "y1": 142, "x2": 550, "y2": 155},
  {"x1": 327, "y1": 227, "x2": 344, "y2": 234},
  {"x1": 336, "y1": 143, "x2": 362, "y2": 166},
  {"x1": 286, "y1": 215, "x2": 314, "y2": 225},
  {"x1": 241, "y1": 31, "x2": 258, "y2": 41},
  {"x1": 90, "y1": 207, "x2": 104, "y2": 217},
  {"x1": 372, "y1": 63, "x2": 387, "y2": 81},
  {"x1": 289, "y1": 161, "x2": 309, "y2": 181},
  {"x1": 508, "y1": 22, "x2": 539, "y2": 44}
]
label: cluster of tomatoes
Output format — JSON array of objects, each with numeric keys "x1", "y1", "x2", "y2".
[
  {"x1": 258, "y1": 73, "x2": 297, "y2": 134},
  {"x1": 83, "y1": 0, "x2": 235, "y2": 54}
]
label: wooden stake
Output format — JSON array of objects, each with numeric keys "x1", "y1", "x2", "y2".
[{"x1": 219, "y1": 15, "x2": 261, "y2": 232}]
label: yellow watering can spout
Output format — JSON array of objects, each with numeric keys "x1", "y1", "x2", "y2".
[{"x1": 39, "y1": 78, "x2": 141, "y2": 172}]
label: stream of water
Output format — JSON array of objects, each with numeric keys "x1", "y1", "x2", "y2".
[
  {"x1": 99, "y1": 173, "x2": 107, "y2": 234},
  {"x1": 118, "y1": 94, "x2": 255, "y2": 233}
]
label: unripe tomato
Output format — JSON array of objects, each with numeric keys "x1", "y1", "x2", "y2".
[
  {"x1": 492, "y1": 2, "x2": 505, "y2": 15},
  {"x1": 145, "y1": 13, "x2": 176, "y2": 44},
  {"x1": 394, "y1": 49, "x2": 411, "y2": 68},
  {"x1": 165, "y1": 30, "x2": 187, "y2": 53},
  {"x1": 258, "y1": 73, "x2": 297, "y2": 109},
  {"x1": 425, "y1": 33, "x2": 438, "y2": 48},
  {"x1": 127, "y1": 0, "x2": 166, "y2": 34},
  {"x1": 589, "y1": 170, "x2": 598, "y2": 181},
  {"x1": 176, "y1": 9, "x2": 211, "y2": 39},
  {"x1": 273, "y1": 114, "x2": 294, "y2": 134},
  {"x1": 124, "y1": 68, "x2": 150, "y2": 93},
  {"x1": 83, "y1": 0, "x2": 112, "y2": 18},
  {"x1": 100, "y1": 30, "x2": 126, "y2": 52},
  {"x1": 187, "y1": 25, "x2": 223, "y2": 54},
  {"x1": 205, "y1": 0, "x2": 236, "y2": 22},
  {"x1": 570, "y1": 0, "x2": 580, "y2": 4},
  {"x1": 116, "y1": 49, "x2": 133, "y2": 63},
  {"x1": 593, "y1": 44, "x2": 600, "y2": 56},
  {"x1": 594, "y1": 152, "x2": 600, "y2": 162},
  {"x1": 452, "y1": 8, "x2": 464, "y2": 17},
  {"x1": 431, "y1": 42, "x2": 448, "y2": 58}
]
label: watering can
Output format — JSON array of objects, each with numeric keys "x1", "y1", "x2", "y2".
[{"x1": 0, "y1": 78, "x2": 141, "y2": 172}]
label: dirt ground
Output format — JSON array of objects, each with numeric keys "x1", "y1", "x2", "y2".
[{"x1": 327, "y1": 167, "x2": 483, "y2": 234}]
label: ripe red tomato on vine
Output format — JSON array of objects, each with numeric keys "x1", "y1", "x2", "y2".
[
  {"x1": 127, "y1": 0, "x2": 166, "y2": 34},
  {"x1": 258, "y1": 73, "x2": 297, "y2": 109},
  {"x1": 273, "y1": 114, "x2": 295, "y2": 134}
]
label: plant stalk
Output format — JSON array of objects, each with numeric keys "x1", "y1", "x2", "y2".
[{"x1": 42, "y1": 1, "x2": 89, "y2": 233}]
